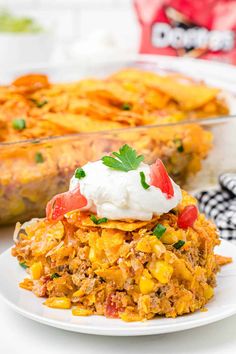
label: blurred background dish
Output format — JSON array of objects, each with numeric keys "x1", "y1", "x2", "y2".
[
  {"x1": 0, "y1": 10, "x2": 43, "y2": 33},
  {"x1": 0, "y1": 9, "x2": 54, "y2": 69}
]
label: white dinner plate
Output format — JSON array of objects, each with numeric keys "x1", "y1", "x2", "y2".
[{"x1": 0, "y1": 239, "x2": 236, "y2": 336}]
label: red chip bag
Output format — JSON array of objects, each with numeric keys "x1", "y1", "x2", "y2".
[{"x1": 134, "y1": 0, "x2": 236, "y2": 64}]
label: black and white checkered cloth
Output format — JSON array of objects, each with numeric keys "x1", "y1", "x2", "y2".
[{"x1": 196, "y1": 173, "x2": 236, "y2": 241}]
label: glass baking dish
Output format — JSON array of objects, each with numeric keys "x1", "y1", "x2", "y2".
[{"x1": 1, "y1": 56, "x2": 236, "y2": 225}]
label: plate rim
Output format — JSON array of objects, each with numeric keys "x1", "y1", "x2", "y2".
[{"x1": 1, "y1": 239, "x2": 236, "y2": 336}]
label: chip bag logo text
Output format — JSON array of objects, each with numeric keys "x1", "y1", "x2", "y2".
[{"x1": 152, "y1": 23, "x2": 234, "y2": 52}]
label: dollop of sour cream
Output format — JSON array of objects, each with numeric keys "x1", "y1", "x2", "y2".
[{"x1": 69, "y1": 160, "x2": 182, "y2": 221}]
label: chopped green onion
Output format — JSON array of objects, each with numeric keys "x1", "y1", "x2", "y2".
[
  {"x1": 122, "y1": 103, "x2": 132, "y2": 110},
  {"x1": 90, "y1": 215, "x2": 108, "y2": 225},
  {"x1": 51, "y1": 273, "x2": 60, "y2": 279},
  {"x1": 140, "y1": 171, "x2": 150, "y2": 190},
  {"x1": 30, "y1": 98, "x2": 48, "y2": 108},
  {"x1": 173, "y1": 240, "x2": 185, "y2": 249},
  {"x1": 153, "y1": 224, "x2": 166, "y2": 239},
  {"x1": 75, "y1": 167, "x2": 86, "y2": 179},
  {"x1": 174, "y1": 139, "x2": 184, "y2": 153},
  {"x1": 19, "y1": 262, "x2": 28, "y2": 269},
  {"x1": 12, "y1": 118, "x2": 26, "y2": 130},
  {"x1": 35, "y1": 152, "x2": 44, "y2": 163},
  {"x1": 36, "y1": 99, "x2": 48, "y2": 108},
  {"x1": 177, "y1": 145, "x2": 184, "y2": 153}
]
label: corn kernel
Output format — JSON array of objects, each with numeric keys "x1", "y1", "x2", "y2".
[
  {"x1": 149, "y1": 261, "x2": 173, "y2": 284},
  {"x1": 136, "y1": 237, "x2": 152, "y2": 253},
  {"x1": 176, "y1": 293, "x2": 192, "y2": 315},
  {"x1": 89, "y1": 247, "x2": 96, "y2": 262},
  {"x1": 30, "y1": 261, "x2": 43, "y2": 280},
  {"x1": 72, "y1": 307, "x2": 93, "y2": 316},
  {"x1": 174, "y1": 259, "x2": 192, "y2": 281},
  {"x1": 44, "y1": 297, "x2": 71, "y2": 309},
  {"x1": 86, "y1": 293, "x2": 96, "y2": 306},
  {"x1": 175, "y1": 300, "x2": 186, "y2": 315},
  {"x1": 136, "y1": 236, "x2": 166, "y2": 257},
  {"x1": 203, "y1": 284, "x2": 214, "y2": 300},
  {"x1": 150, "y1": 237, "x2": 166, "y2": 257},
  {"x1": 161, "y1": 232, "x2": 178, "y2": 244},
  {"x1": 164, "y1": 251, "x2": 177, "y2": 264},
  {"x1": 139, "y1": 274, "x2": 155, "y2": 295},
  {"x1": 72, "y1": 289, "x2": 84, "y2": 298},
  {"x1": 120, "y1": 312, "x2": 142, "y2": 322}
]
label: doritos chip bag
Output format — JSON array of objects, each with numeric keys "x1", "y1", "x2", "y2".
[{"x1": 134, "y1": 0, "x2": 236, "y2": 64}]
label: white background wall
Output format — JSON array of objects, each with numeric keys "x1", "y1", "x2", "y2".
[{"x1": 0, "y1": 0, "x2": 140, "y2": 64}]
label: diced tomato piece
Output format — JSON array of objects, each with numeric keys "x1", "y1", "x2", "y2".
[
  {"x1": 105, "y1": 294, "x2": 119, "y2": 319},
  {"x1": 150, "y1": 159, "x2": 174, "y2": 198},
  {"x1": 177, "y1": 205, "x2": 198, "y2": 229},
  {"x1": 46, "y1": 187, "x2": 87, "y2": 221}
]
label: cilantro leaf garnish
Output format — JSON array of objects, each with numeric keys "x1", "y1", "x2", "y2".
[
  {"x1": 173, "y1": 240, "x2": 185, "y2": 249},
  {"x1": 75, "y1": 167, "x2": 86, "y2": 179},
  {"x1": 140, "y1": 171, "x2": 150, "y2": 190},
  {"x1": 90, "y1": 215, "x2": 108, "y2": 225},
  {"x1": 102, "y1": 145, "x2": 144, "y2": 172},
  {"x1": 153, "y1": 224, "x2": 166, "y2": 239},
  {"x1": 101, "y1": 156, "x2": 128, "y2": 172}
]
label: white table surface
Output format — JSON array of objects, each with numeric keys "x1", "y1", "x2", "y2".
[{"x1": 1, "y1": 226, "x2": 236, "y2": 354}]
